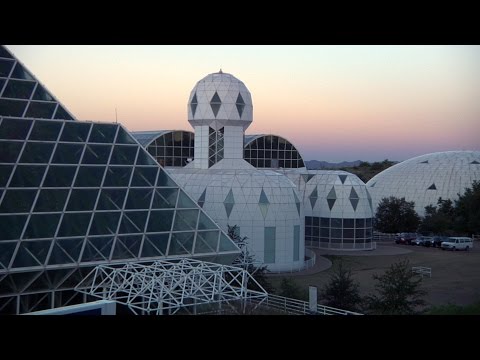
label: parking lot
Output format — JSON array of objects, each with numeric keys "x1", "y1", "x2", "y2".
[{"x1": 269, "y1": 242, "x2": 480, "y2": 309}]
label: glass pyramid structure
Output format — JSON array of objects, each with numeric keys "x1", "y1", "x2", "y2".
[{"x1": 0, "y1": 45, "x2": 240, "y2": 314}]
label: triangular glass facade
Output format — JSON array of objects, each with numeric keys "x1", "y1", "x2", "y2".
[
  {"x1": 0, "y1": 46, "x2": 75, "y2": 121},
  {"x1": 0, "y1": 46, "x2": 240, "y2": 314}
]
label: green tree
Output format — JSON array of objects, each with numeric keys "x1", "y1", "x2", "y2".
[
  {"x1": 227, "y1": 225, "x2": 273, "y2": 293},
  {"x1": 366, "y1": 259, "x2": 427, "y2": 315},
  {"x1": 320, "y1": 261, "x2": 362, "y2": 312},
  {"x1": 420, "y1": 197, "x2": 455, "y2": 235},
  {"x1": 278, "y1": 277, "x2": 303, "y2": 299},
  {"x1": 454, "y1": 181, "x2": 480, "y2": 235},
  {"x1": 374, "y1": 196, "x2": 420, "y2": 233}
]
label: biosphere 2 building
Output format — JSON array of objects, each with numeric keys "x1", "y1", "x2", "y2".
[{"x1": 0, "y1": 45, "x2": 376, "y2": 313}]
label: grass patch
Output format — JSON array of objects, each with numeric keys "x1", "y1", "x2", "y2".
[{"x1": 427, "y1": 301, "x2": 480, "y2": 315}]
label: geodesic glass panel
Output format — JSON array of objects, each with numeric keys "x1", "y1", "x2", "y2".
[
  {"x1": 119, "y1": 211, "x2": 148, "y2": 234},
  {"x1": 0, "y1": 118, "x2": 32, "y2": 139},
  {"x1": 48, "y1": 238, "x2": 83, "y2": 265},
  {"x1": 25, "y1": 101, "x2": 56, "y2": 119},
  {"x1": 89, "y1": 124, "x2": 117, "y2": 143},
  {"x1": 0, "y1": 165, "x2": 13, "y2": 186},
  {"x1": 13, "y1": 240, "x2": 52, "y2": 268},
  {"x1": 112, "y1": 235, "x2": 142, "y2": 260},
  {"x1": 32, "y1": 84, "x2": 54, "y2": 102},
  {"x1": 3, "y1": 80, "x2": 35, "y2": 99},
  {"x1": 126, "y1": 189, "x2": 153, "y2": 209},
  {"x1": 58, "y1": 213, "x2": 92, "y2": 237},
  {"x1": 147, "y1": 210, "x2": 174, "y2": 232},
  {"x1": 89, "y1": 212, "x2": 121, "y2": 235},
  {"x1": 168, "y1": 232, "x2": 194, "y2": 255},
  {"x1": 53, "y1": 105, "x2": 74, "y2": 120},
  {"x1": 177, "y1": 190, "x2": 196, "y2": 208},
  {"x1": 81, "y1": 145, "x2": 111, "y2": 164},
  {"x1": 0, "y1": 189, "x2": 36, "y2": 213},
  {"x1": 173, "y1": 209, "x2": 198, "y2": 231},
  {"x1": 29, "y1": 120, "x2": 62, "y2": 141},
  {"x1": 44, "y1": 166, "x2": 76, "y2": 187},
  {"x1": 34, "y1": 189, "x2": 69, "y2": 212},
  {"x1": 10, "y1": 165, "x2": 46, "y2": 187},
  {"x1": 60, "y1": 122, "x2": 91, "y2": 142},
  {"x1": 97, "y1": 188, "x2": 127, "y2": 210},
  {"x1": 81, "y1": 237, "x2": 114, "y2": 262},
  {"x1": 66, "y1": 189, "x2": 99, "y2": 211},
  {"x1": 103, "y1": 167, "x2": 132, "y2": 187},
  {"x1": 141, "y1": 233, "x2": 169, "y2": 257},
  {"x1": 131, "y1": 167, "x2": 158, "y2": 187},
  {"x1": 11, "y1": 63, "x2": 34, "y2": 80},
  {"x1": 19, "y1": 142, "x2": 54, "y2": 163},
  {"x1": 152, "y1": 188, "x2": 178, "y2": 208},
  {"x1": 0, "y1": 141, "x2": 23, "y2": 162},
  {"x1": 0, "y1": 99, "x2": 27, "y2": 117},
  {"x1": 0, "y1": 215, "x2": 27, "y2": 240},
  {"x1": 110, "y1": 145, "x2": 137, "y2": 164},
  {"x1": 24, "y1": 214, "x2": 61, "y2": 239},
  {"x1": 52, "y1": 143, "x2": 84, "y2": 164},
  {"x1": 74, "y1": 166, "x2": 105, "y2": 187},
  {"x1": 194, "y1": 231, "x2": 219, "y2": 253}
]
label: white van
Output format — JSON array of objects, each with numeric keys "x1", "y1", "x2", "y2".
[{"x1": 441, "y1": 237, "x2": 474, "y2": 251}]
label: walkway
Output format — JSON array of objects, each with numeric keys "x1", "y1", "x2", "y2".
[{"x1": 266, "y1": 244, "x2": 412, "y2": 278}]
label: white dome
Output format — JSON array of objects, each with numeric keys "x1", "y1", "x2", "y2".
[
  {"x1": 279, "y1": 169, "x2": 374, "y2": 250},
  {"x1": 166, "y1": 168, "x2": 304, "y2": 272},
  {"x1": 367, "y1": 151, "x2": 480, "y2": 217},
  {"x1": 187, "y1": 71, "x2": 253, "y2": 130}
]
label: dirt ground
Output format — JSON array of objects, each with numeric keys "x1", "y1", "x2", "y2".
[{"x1": 268, "y1": 243, "x2": 480, "y2": 308}]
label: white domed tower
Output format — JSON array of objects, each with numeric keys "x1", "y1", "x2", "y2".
[{"x1": 187, "y1": 71, "x2": 253, "y2": 169}]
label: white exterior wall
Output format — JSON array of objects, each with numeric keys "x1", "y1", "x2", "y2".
[
  {"x1": 192, "y1": 125, "x2": 209, "y2": 169},
  {"x1": 280, "y1": 169, "x2": 374, "y2": 250},
  {"x1": 167, "y1": 168, "x2": 305, "y2": 272},
  {"x1": 367, "y1": 151, "x2": 480, "y2": 217},
  {"x1": 223, "y1": 126, "x2": 244, "y2": 160}
]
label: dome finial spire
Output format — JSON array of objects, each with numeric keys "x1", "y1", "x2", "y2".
[{"x1": 219, "y1": 68, "x2": 223, "y2": 74}]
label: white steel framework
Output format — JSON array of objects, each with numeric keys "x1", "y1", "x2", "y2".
[{"x1": 75, "y1": 258, "x2": 268, "y2": 315}]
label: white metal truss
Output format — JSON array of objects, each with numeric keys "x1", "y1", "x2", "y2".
[{"x1": 75, "y1": 258, "x2": 268, "y2": 315}]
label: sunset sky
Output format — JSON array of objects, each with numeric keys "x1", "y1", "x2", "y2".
[{"x1": 6, "y1": 45, "x2": 480, "y2": 162}]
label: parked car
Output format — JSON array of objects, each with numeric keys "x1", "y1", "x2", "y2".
[
  {"x1": 395, "y1": 232, "x2": 418, "y2": 245},
  {"x1": 432, "y1": 236, "x2": 449, "y2": 248},
  {"x1": 441, "y1": 237, "x2": 474, "y2": 251},
  {"x1": 417, "y1": 236, "x2": 434, "y2": 247}
]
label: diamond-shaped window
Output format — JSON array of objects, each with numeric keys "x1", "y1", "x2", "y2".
[
  {"x1": 309, "y1": 187, "x2": 318, "y2": 209},
  {"x1": 224, "y1": 189, "x2": 235, "y2": 218},
  {"x1": 326, "y1": 186, "x2": 337, "y2": 210},
  {"x1": 259, "y1": 188, "x2": 270, "y2": 219},
  {"x1": 339, "y1": 175, "x2": 347, "y2": 184},
  {"x1": 471, "y1": 161, "x2": 480, "y2": 164},
  {"x1": 210, "y1": 92, "x2": 221, "y2": 117},
  {"x1": 236, "y1": 93, "x2": 245, "y2": 117},
  {"x1": 293, "y1": 190, "x2": 301, "y2": 216},
  {"x1": 420, "y1": 160, "x2": 429, "y2": 164},
  {"x1": 191, "y1": 93, "x2": 198, "y2": 117},
  {"x1": 198, "y1": 188, "x2": 206, "y2": 208},
  {"x1": 349, "y1": 187, "x2": 359, "y2": 211}
]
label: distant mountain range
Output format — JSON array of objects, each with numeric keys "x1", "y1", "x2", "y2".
[{"x1": 305, "y1": 160, "x2": 363, "y2": 170}]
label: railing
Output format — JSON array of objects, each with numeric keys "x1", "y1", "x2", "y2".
[
  {"x1": 266, "y1": 248, "x2": 316, "y2": 274},
  {"x1": 248, "y1": 293, "x2": 362, "y2": 315},
  {"x1": 412, "y1": 266, "x2": 431, "y2": 278},
  {"x1": 373, "y1": 232, "x2": 397, "y2": 242}
]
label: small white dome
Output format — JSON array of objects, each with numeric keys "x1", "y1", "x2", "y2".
[
  {"x1": 367, "y1": 151, "x2": 480, "y2": 216},
  {"x1": 188, "y1": 71, "x2": 253, "y2": 130}
]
